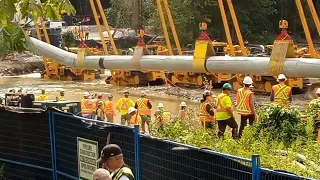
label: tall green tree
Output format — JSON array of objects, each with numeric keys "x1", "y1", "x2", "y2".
[{"x1": 0, "y1": 0, "x2": 75, "y2": 59}]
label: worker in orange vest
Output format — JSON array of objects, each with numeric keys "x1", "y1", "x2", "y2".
[
  {"x1": 215, "y1": 83, "x2": 238, "y2": 139},
  {"x1": 84, "y1": 26, "x2": 90, "y2": 40},
  {"x1": 81, "y1": 92, "x2": 95, "y2": 119},
  {"x1": 128, "y1": 107, "x2": 143, "y2": 132},
  {"x1": 237, "y1": 76, "x2": 256, "y2": 138},
  {"x1": 105, "y1": 94, "x2": 116, "y2": 123},
  {"x1": 37, "y1": 89, "x2": 49, "y2": 101},
  {"x1": 179, "y1": 101, "x2": 188, "y2": 121},
  {"x1": 199, "y1": 90, "x2": 215, "y2": 129},
  {"x1": 270, "y1": 74, "x2": 292, "y2": 107},
  {"x1": 154, "y1": 103, "x2": 171, "y2": 129},
  {"x1": 116, "y1": 91, "x2": 135, "y2": 125},
  {"x1": 134, "y1": 91, "x2": 152, "y2": 133}
]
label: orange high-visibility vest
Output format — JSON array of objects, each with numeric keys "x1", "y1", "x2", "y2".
[
  {"x1": 37, "y1": 95, "x2": 49, "y2": 101},
  {"x1": 317, "y1": 129, "x2": 320, "y2": 142},
  {"x1": 272, "y1": 84, "x2": 291, "y2": 106},
  {"x1": 130, "y1": 114, "x2": 142, "y2": 129},
  {"x1": 105, "y1": 101, "x2": 115, "y2": 114},
  {"x1": 179, "y1": 110, "x2": 186, "y2": 121},
  {"x1": 81, "y1": 98, "x2": 93, "y2": 114},
  {"x1": 136, "y1": 98, "x2": 151, "y2": 115},
  {"x1": 199, "y1": 102, "x2": 215, "y2": 122},
  {"x1": 236, "y1": 88, "x2": 253, "y2": 115},
  {"x1": 216, "y1": 94, "x2": 227, "y2": 112}
]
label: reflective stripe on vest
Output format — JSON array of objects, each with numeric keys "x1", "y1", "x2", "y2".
[
  {"x1": 58, "y1": 96, "x2": 65, "y2": 101},
  {"x1": 120, "y1": 98, "x2": 130, "y2": 110},
  {"x1": 136, "y1": 98, "x2": 151, "y2": 115},
  {"x1": 112, "y1": 167, "x2": 134, "y2": 180},
  {"x1": 199, "y1": 102, "x2": 215, "y2": 122},
  {"x1": 105, "y1": 101, "x2": 114, "y2": 114},
  {"x1": 81, "y1": 98, "x2": 92, "y2": 114},
  {"x1": 273, "y1": 84, "x2": 290, "y2": 102},
  {"x1": 216, "y1": 94, "x2": 227, "y2": 112},
  {"x1": 236, "y1": 88, "x2": 253, "y2": 115},
  {"x1": 37, "y1": 95, "x2": 48, "y2": 101}
]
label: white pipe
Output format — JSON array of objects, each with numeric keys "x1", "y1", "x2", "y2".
[{"x1": 29, "y1": 37, "x2": 320, "y2": 77}]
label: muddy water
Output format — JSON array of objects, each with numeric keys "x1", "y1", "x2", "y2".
[{"x1": 0, "y1": 75, "x2": 197, "y2": 123}]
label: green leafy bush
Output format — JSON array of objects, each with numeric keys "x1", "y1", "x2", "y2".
[{"x1": 150, "y1": 104, "x2": 320, "y2": 178}]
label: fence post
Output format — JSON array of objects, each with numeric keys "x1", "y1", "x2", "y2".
[
  {"x1": 252, "y1": 154, "x2": 261, "y2": 180},
  {"x1": 48, "y1": 109, "x2": 57, "y2": 180},
  {"x1": 134, "y1": 125, "x2": 140, "y2": 180}
]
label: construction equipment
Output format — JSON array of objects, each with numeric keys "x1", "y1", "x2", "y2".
[
  {"x1": 32, "y1": 19, "x2": 96, "y2": 81},
  {"x1": 265, "y1": 0, "x2": 320, "y2": 94},
  {"x1": 105, "y1": 29, "x2": 165, "y2": 86}
]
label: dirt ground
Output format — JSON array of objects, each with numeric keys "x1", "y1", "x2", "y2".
[{"x1": 0, "y1": 53, "x2": 43, "y2": 76}]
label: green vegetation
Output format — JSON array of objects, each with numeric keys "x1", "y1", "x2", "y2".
[
  {"x1": 107, "y1": 0, "x2": 320, "y2": 45},
  {"x1": 0, "y1": 0, "x2": 75, "y2": 59},
  {"x1": 151, "y1": 104, "x2": 320, "y2": 179},
  {"x1": 61, "y1": 29, "x2": 75, "y2": 50}
]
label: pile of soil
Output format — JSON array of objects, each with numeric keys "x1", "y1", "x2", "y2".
[{"x1": 0, "y1": 52, "x2": 44, "y2": 76}]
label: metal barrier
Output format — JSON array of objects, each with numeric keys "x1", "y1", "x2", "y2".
[
  {"x1": 49, "y1": 109, "x2": 136, "y2": 179},
  {"x1": 0, "y1": 107, "x2": 316, "y2": 180},
  {"x1": 0, "y1": 107, "x2": 53, "y2": 179}
]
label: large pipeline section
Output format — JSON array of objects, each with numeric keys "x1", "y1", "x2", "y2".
[{"x1": 29, "y1": 37, "x2": 320, "y2": 78}]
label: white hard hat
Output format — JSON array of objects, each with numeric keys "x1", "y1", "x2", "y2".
[
  {"x1": 277, "y1": 74, "x2": 287, "y2": 80},
  {"x1": 83, "y1": 92, "x2": 90, "y2": 96},
  {"x1": 180, "y1": 102, "x2": 187, "y2": 107},
  {"x1": 128, "y1": 107, "x2": 136, "y2": 114},
  {"x1": 203, "y1": 90, "x2": 212, "y2": 96},
  {"x1": 141, "y1": 90, "x2": 146, "y2": 96},
  {"x1": 316, "y1": 88, "x2": 320, "y2": 94},
  {"x1": 157, "y1": 103, "x2": 164, "y2": 108},
  {"x1": 243, "y1": 76, "x2": 253, "y2": 85}
]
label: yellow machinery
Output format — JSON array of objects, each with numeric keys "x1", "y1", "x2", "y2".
[
  {"x1": 34, "y1": 18, "x2": 96, "y2": 81},
  {"x1": 265, "y1": 0, "x2": 319, "y2": 94},
  {"x1": 106, "y1": 29, "x2": 165, "y2": 86}
]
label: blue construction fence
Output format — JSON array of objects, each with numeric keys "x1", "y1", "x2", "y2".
[{"x1": 0, "y1": 106, "x2": 315, "y2": 180}]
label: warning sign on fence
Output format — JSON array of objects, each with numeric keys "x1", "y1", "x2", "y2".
[{"x1": 77, "y1": 137, "x2": 99, "y2": 180}]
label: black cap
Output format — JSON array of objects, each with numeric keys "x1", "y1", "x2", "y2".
[{"x1": 97, "y1": 144, "x2": 122, "y2": 163}]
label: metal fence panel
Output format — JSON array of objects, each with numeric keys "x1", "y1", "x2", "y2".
[
  {"x1": 261, "y1": 168, "x2": 314, "y2": 180},
  {"x1": 51, "y1": 110, "x2": 135, "y2": 179},
  {"x1": 139, "y1": 135, "x2": 252, "y2": 180},
  {"x1": 0, "y1": 107, "x2": 52, "y2": 179}
]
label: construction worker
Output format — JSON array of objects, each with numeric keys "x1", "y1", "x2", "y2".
[
  {"x1": 154, "y1": 103, "x2": 171, "y2": 129},
  {"x1": 309, "y1": 88, "x2": 320, "y2": 141},
  {"x1": 134, "y1": 91, "x2": 152, "y2": 133},
  {"x1": 237, "y1": 76, "x2": 256, "y2": 138},
  {"x1": 199, "y1": 90, "x2": 215, "y2": 129},
  {"x1": 96, "y1": 94, "x2": 105, "y2": 109},
  {"x1": 57, "y1": 90, "x2": 65, "y2": 101},
  {"x1": 128, "y1": 107, "x2": 142, "y2": 131},
  {"x1": 73, "y1": 26, "x2": 79, "y2": 39},
  {"x1": 96, "y1": 101, "x2": 105, "y2": 121},
  {"x1": 97, "y1": 144, "x2": 134, "y2": 180},
  {"x1": 270, "y1": 74, "x2": 292, "y2": 107},
  {"x1": 84, "y1": 26, "x2": 90, "y2": 40},
  {"x1": 116, "y1": 91, "x2": 135, "y2": 125},
  {"x1": 105, "y1": 94, "x2": 116, "y2": 123},
  {"x1": 179, "y1": 102, "x2": 188, "y2": 121},
  {"x1": 216, "y1": 83, "x2": 238, "y2": 139},
  {"x1": 81, "y1": 92, "x2": 95, "y2": 119},
  {"x1": 37, "y1": 89, "x2": 49, "y2": 101}
]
